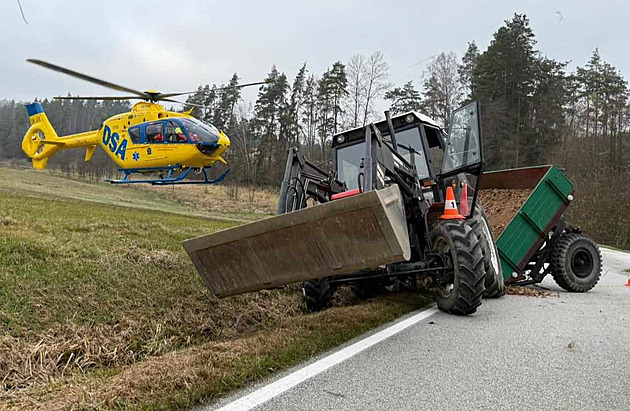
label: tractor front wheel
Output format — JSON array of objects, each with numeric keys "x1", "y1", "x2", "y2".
[
  {"x1": 430, "y1": 220, "x2": 485, "y2": 315},
  {"x1": 551, "y1": 233, "x2": 602, "y2": 292}
]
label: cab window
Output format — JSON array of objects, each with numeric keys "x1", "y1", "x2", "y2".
[
  {"x1": 146, "y1": 122, "x2": 164, "y2": 143},
  {"x1": 128, "y1": 126, "x2": 141, "y2": 143},
  {"x1": 165, "y1": 120, "x2": 188, "y2": 143}
]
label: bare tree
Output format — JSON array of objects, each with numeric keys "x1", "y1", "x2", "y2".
[
  {"x1": 362, "y1": 51, "x2": 391, "y2": 125},
  {"x1": 346, "y1": 54, "x2": 366, "y2": 128},
  {"x1": 422, "y1": 52, "x2": 462, "y2": 129}
]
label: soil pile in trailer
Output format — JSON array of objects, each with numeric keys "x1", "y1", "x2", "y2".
[{"x1": 478, "y1": 188, "x2": 532, "y2": 237}]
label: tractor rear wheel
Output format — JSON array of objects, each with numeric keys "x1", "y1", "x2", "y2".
[
  {"x1": 471, "y1": 204, "x2": 505, "y2": 298},
  {"x1": 550, "y1": 233, "x2": 602, "y2": 292},
  {"x1": 302, "y1": 279, "x2": 336, "y2": 312},
  {"x1": 430, "y1": 220, "x2": 485, "y2": 315}
]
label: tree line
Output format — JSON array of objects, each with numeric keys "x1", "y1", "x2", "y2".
[{"x1": 0, "y1": 13, "x2": 628, "y2": 247}]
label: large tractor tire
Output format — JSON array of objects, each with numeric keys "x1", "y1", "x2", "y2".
[
  {"x1": 471, "y1": 204, "x2": 506, "y2": 298},
  {"x1": 302, "y1": 279, "x2": 336, "y2": 312},
  {"x1": 430, "y1": 220, "x2": 486, "y2": 315},
  {"x1": 550, "y1": 233, "x2": 602, "y2": 292}
]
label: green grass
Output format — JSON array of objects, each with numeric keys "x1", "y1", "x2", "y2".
[
  {"x1": 0, "y1": 167, "x2": 430, "y2": 410},
  {"x1": 0, "y1": 192, "x2": 233, "y2": 334}
]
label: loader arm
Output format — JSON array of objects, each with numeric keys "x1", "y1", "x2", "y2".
[{"x1": 277, "y1": 147, "x2": 345, "y2": 214}]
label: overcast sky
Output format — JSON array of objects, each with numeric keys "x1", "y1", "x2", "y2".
[{"x1": 1, "y1": 0, "x2": 629, "y2": 106}]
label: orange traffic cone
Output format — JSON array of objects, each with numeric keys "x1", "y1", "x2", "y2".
[
  {"x1": 625, "y1": 278, "x2": 630, "y2": 287},
  {"x1": 440, "y1": 186, "x2": 465, "y2": 220},
  {"x1": 459, "y1": 183, "x2": 470, "y2": 217}
]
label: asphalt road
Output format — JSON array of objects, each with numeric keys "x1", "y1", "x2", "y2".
[{"x1": 211, "y1": 248, "x2": 630, "y2": 411}]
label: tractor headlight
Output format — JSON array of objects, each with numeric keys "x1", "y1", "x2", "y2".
[
  {"x1": 337, "y1": 134, "x2": 346, "y2": 144},
  {"x1": 405, "y1": 114, "x2": 414, "y2": 124}
]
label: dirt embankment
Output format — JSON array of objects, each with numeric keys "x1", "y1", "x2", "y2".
[{"x1": 478, "y1": 188, "x2": 532, "y2": 237}]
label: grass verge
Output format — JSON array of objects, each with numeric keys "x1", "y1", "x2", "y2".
[{"x1": 0, "y1": 167, "x2": 430, "y2": 410}]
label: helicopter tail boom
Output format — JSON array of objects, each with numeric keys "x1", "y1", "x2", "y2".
[{"x1": 22, "y1": 102, "x2": 99, "y2": 169}]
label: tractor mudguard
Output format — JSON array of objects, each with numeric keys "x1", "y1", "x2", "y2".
[{"x1": 183, "y1": 184, "x2": 410, "y2": 297}]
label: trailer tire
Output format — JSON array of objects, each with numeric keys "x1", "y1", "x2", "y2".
[
  {"x1": 471, "y1": 204, "x2": 506, "y2": 298},
  {"x1": 550, "y1": 233, "x2": 602, "y2": 292},
  {"x1": 430, "y1": 220, "x2": 485, "y2": 315},
  {"x1": 302, "y1": 279, "x2": 336, "y2": 312}
]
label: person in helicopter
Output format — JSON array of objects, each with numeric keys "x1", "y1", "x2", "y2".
[{"x1": 175, "y1": 126, "x2": 187, "y2": 142}]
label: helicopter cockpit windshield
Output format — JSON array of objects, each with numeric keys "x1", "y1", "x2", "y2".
[{"x1": 179, "y1": 118, "x2": 221, "y2": 144}]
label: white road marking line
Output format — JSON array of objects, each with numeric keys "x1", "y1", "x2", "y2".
[{"x1": 216, "y1": 306, "x2": 439, "y2": 411}]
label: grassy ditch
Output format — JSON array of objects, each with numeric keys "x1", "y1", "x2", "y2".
[{"x1": 0, "y1": 168, "x2": 430, "y2": 410}]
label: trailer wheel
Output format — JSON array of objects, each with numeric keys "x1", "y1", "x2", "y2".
[
  {"x1": 550, "y1": 233, "x2": 602, "y2": 292},
  {"x1": 430, "y1": 220, "x2": 485, "y2": 315},
  {"x1": 302, "y1": 279, "x2": 336, "y2": 312},
  {"x1": 471, "y1": 204, "x2": 506, "y2": 298}
]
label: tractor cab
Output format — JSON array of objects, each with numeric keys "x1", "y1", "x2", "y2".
[
  {"x1": 332, "y1": 112, "x2": 445, "y2": 198},
  {"x1": 331, "y1": 102, "x2": 483, "y2": 217}
]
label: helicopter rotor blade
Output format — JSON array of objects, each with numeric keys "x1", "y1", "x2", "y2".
[
  {"x1": 157, "y1": 81, "x2": 268, "y2": 99},
  {"x1": 27, "y1": 59, "x2": 149, "y2": 98},
  {"x1": 160, "y1": 98, "x2": 206, "y2": 108},
  {"x1": 53, "y1": 95, "x2": 141, "y2": 101}
]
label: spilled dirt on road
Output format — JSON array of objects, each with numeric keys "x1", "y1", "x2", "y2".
[{"x1": 506, "y1": 285, "x2": 560, "y2": 298}]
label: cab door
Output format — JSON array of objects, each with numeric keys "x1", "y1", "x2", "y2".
[
  {"x1": 441, "y1": 101, "x2": 482, "y2": 175},
  {"x1": 440, "y1": 101, "x2": 483, "y2": 217}
]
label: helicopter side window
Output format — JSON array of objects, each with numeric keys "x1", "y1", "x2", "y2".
[
  {"x1": 146, "y1": 122, "x2": 164, "y2": 143},
  {"x1": 165, "y1": 120, "x2": 188, "y2": 143},
  {"x1": 128, "y1": 126, "x2": 141, "y2": 143}
]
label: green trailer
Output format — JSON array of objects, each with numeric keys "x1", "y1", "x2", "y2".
[{"x1": 480, "y1": 165, "x2": 602, "y2": 291}]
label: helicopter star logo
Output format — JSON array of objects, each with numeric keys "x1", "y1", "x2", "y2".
[{"x1": 132, "y1": 152, "x2": 140, "y2": 161}]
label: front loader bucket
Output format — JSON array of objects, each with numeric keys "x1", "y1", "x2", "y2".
[{"x1": 183, "y1": 185, "x2": 411, "y2": 297}]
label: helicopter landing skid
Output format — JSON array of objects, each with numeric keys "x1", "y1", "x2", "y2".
[{"x1": 106, "y1": 166, "x2": 229, "y2": 185}]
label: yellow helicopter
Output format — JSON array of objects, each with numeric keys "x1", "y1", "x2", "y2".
[{"x1": 22, "y1": 59, "x2": 264, "y2": 185}]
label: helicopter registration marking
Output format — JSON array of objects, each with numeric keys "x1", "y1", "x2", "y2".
[{"x1": 102, "y1": 125, "x2": 127, "y2": 161}]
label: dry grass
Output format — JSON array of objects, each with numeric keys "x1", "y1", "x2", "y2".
[
  {"x1": 0, "y1": 167, "x2": 276, "y2": 223},
  {"x1": 135, "y1": 183, "x2": 278, "y2": 220},
  {"x1": 4, "y1": 294, "x2": 426, "y2": 410}
]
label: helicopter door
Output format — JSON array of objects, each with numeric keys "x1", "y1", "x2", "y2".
[
  {"x1": 165, "y1": 120, "x2": 188, "y2": 143},
  {"x1": 128, "y1": 126, "x2": 142, "y2": 143},
  {"x1": 146, "y1": 122, "x2": 165, "y2": 143}
]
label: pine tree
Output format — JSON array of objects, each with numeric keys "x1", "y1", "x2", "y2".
[
  {"x1": 459, "y1": 42, "x2": 479, "y2": 100},
  {"x1": 472, "y1": 13, "x2": 543, "y2": 168},
  {"x1": 385, "y1": 81, "x2": 423, "y2": 114},
  {"x1": 316, "y1": 62, "x2": 347, "y2": 159},
  {"x1": 253, "y1": 66, "x2": 289, "y2": 181},
  {"x1": 215, "y1": 74, "x2": 241, "y2": 131},
  {"x1": 287, "y1": 63, "x2": 308, "y2": 148},
  {"x1": 301, "y1": 74, "x2": 318, "y2": 157}
]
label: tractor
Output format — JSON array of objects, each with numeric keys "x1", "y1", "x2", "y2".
[
  {"x1": 184, "y1": 101, "x2": 504, "y2": 315},
  {"x1": 276, "y1": 101, "x2": 503, "y2": 314}
]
